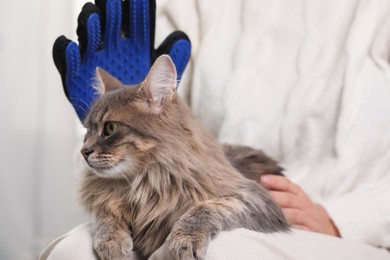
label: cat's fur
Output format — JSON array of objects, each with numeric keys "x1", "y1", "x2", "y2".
[
  {"x1": 223, "y1": 144, "x2": 284, "y2": 181},
  {"x1": 79, "y1": 55, "x2": 289, "y2": 260}
]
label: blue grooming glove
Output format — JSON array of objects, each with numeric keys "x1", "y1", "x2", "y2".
[{"x1": 53, "y1": 0, "x2": 191, "y2": 121}]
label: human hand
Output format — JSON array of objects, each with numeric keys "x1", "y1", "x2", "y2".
[
  {"x1": 260, "y1": 175, "x2": 340, "y2": 237},
  {"x1": 53, "y1": 0, "x2": 191, "y2": 121}
]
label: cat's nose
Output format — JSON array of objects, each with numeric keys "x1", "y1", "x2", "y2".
[{"x1": 81, "y1": 147, "x2": 94, "y2": 160}]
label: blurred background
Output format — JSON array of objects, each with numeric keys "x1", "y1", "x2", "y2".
[{"x1": 0, "y1": 1, "x2": 90, "y2": 259}]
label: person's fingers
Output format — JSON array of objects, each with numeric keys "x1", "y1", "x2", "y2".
[
  {"x1": 76, "y1": 3, "x2": 102, "y2": 56},
  {"x1": 282, "y1": 208, "x2": 305, "y2": 226},
  {"x1": 102, "y1": 0, "x2": 122, "y2": 50},
  {"x1": 128, "y1": 0, "x2": 154, "y2": 44},
  {"x1": 95, "y1": 0, "x2": 107, "y2": 33},
  {"x1": 155, "y1": 31, "x2": 191, "y2": 80},
  {"x1": 269, "y1": 191, "x2": 300, "y2": 209},
  {"x1": 292, "y1": 225, "x2": 311, "y2": 231},
  {"x1": 261, "y1": 175, "x2": 300, "y2": 194},
  {"x1": 282, "y1": 208, "x2": 318, "y2": 231},
  {"x1": 53, "y1": 36, "x2": 76, "y2": 92}
]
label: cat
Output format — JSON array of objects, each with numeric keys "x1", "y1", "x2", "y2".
[{"x1": 79, "y1": 55, "x2": 289, "y2": 260}]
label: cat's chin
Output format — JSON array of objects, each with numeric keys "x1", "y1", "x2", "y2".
[{"x1": 88, "y1": 160, "x2": 135, "y2": 179}]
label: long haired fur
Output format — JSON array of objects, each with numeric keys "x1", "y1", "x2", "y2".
[{"x1": 79, "y1": 55, "x2": 289, "y2": 260}]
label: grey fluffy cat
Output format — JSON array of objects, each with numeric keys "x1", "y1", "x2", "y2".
[{"x1": 79, "y1": 55, "x2": 289, "y2": 260}]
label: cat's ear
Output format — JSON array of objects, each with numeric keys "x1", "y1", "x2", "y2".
[
  {"x1": 94, "y1": 67, "x2": 123, "y2": 95},
  {"x1": 139, "y1": 55, "x2": 177, "y2": 113}
]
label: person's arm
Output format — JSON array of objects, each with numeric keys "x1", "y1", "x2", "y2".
[{"x1": 321, "y1": 178, "x2": 390, "y2": 248}]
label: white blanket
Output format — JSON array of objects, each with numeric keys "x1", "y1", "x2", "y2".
[
  {"x1": 156, "y1": 0, "x2": 390, "y2": 249},
  {"x1": 40, "y1": 224, "x2": 390, "y2": 260}
]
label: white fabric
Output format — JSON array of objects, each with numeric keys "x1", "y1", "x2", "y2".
[
  {"x1": 40, "y1": 224, "x2": 390, "y2": 260},
  {"x1": 39, "y1": 223, "x2": 96, "y2": 260},
  {"x1": 156, "y1": 0, "x2": 390, "y2": 249}
]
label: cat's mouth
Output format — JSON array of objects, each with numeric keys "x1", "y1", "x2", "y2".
[
  {"x1": 88, "y1": 164, "x2": 114, "y2": 171},
  {"x1": 85, "y1": 154, "x2": 117, "y2": 166}
]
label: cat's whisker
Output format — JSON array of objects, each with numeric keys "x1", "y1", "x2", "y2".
[
  {"x1": 69, "y1": 97, "x2": 92, "y2": 114},
  {"x1": 119, "y1": 172, "x2": 132, "y2": 186},
  {"x1": 70, "y1": 103, "x2": 89, "y2": 117},
  {"x1": 70, "y1": 96, "x2": 93, "y2": 109}
]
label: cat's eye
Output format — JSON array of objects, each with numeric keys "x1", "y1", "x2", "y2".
[{"x1": 104, "y1": 121, "x2": 119, "y2": 136}]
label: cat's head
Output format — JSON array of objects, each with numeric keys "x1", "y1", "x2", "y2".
[{"x1": 81, "y1": 55, "x2": 178, "y2": 178}]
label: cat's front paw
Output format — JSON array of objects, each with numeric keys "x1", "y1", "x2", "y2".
[
  {"x1": 166, "y1": 228, "x2": 209, "y2": 260},
  {"x1": 93, "y1": 230, "x2": 135, "y2": 260}
]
